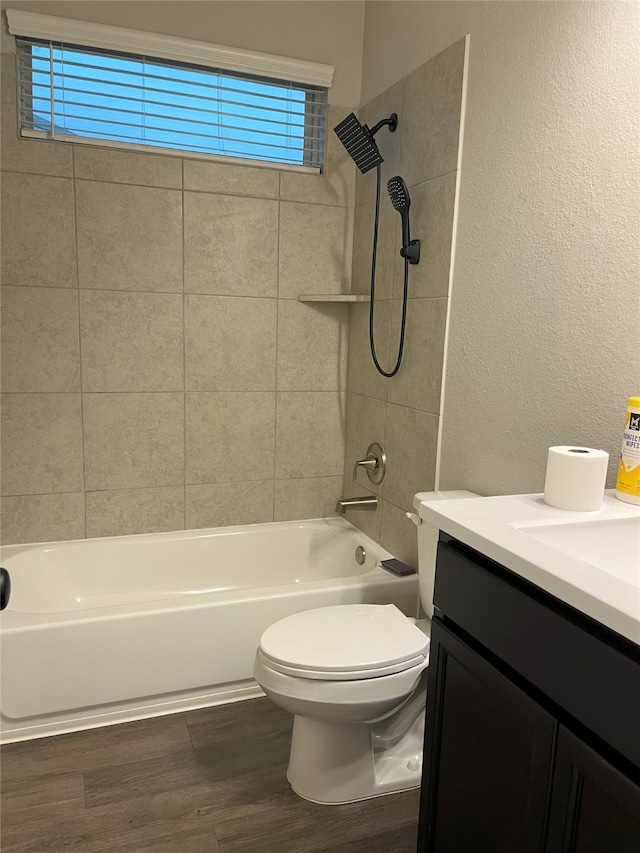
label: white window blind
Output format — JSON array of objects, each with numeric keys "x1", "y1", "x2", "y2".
[
  {"x1": 15, "y1": 36, "x2": 328, "y2": 169},
  {"x1": 7, "y1": 9, "x2": 334, "y2": 170}
]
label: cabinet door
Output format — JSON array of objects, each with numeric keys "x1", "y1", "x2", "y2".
[
  {"x1": 546, "y1": 727, "x2": 640, "y2": 853},
  {"x1": 418, "y1": 619, "x2": 556, "y2": 853}
]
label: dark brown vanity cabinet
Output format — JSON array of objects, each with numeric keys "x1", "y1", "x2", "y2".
[{"x1": 417, "y1": 537, "x2": 640, "y2": 853}]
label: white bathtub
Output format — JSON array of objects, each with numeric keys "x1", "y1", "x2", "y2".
[{"x1": 0, "y1": 517, "x2": 418, "y2": 742}]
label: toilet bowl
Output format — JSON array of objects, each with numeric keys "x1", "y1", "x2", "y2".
[
  {"x1": 255, "y1": 603, "x2": 429, "y2": 804},
  {"x1": 253, "y1": 490, "x2": 477, "y2": 805}
]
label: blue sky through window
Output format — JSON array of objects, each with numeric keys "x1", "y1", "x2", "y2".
[{"x1": 28, "y1": 44, "x2": 310, "y2": 164}]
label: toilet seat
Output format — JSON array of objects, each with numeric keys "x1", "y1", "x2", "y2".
[
  {"x1": 255, "y1": 648, "x2": 428, "y2": 717},
  {"x1": 259, "y1": 604, "x2": 429, "y2": 681}
]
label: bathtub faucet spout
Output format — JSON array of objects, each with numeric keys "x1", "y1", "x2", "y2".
[{"x1": 335, "y1": 496, "x2": 378, "y2": 514}]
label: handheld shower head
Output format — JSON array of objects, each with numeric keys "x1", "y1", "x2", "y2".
[
  {"x1": 333, "y1": 112, "x2": 397, "y2": 174},
  {"x1": 387, "y1": 176, "x2": 420, "y2": 265},
  {"x1": 387, "y1": 176, "x2": 410, "y2": 215}
]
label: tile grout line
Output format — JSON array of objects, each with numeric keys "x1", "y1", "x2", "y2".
[
  {"x1": 181, "y1": 157, "x2": 187, "y2": 531},
  {"x1": 0, "y1": 282, "x2": 363, "y2": 302},
  {"x1": 1, "y1": 278, "x2": 440, "y2": 303},
  {"x1": 1, "y1": 389, "x2": 356, "y2": 395},
  {"x1": 380, "y1": 77, "x2": 402, "y2": 543},
  {"x1": 71, "y1": 147, "x2": 88, "y2": 540},
  {"x1": 1, "y1": 168, "x2": 354, "y2": 204},
  {"x1": 1, "y1": 474, "x2": 344, "y2": 500},
  {"x1": 272, "y1": 171, "x2": 282, "y2": 522}
]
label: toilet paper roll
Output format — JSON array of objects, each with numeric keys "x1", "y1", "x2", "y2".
[{"x1": 543, "y1": 446, "x2": 609, "y2": 511}]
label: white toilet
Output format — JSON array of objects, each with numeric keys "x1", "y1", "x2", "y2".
[{"x1": 253, "y1": 490, "x2": 476, "y2": 805}]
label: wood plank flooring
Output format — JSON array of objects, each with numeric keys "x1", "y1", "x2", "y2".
[{"x1": 1, "y1": 698, "x2": 420, "y2": 852}]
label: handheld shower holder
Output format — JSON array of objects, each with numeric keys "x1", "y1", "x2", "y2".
[{"x1": 400, "y1": 240, "x2": 421, "y2": 265}]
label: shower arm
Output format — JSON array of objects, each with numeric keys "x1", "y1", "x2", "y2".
[{"x1": 367, "y1": 113, "x2": 398, "y2": 137}]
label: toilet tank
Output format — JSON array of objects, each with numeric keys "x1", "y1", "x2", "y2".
[{"x1": 413, "y1": 491, "x2": 478, "y2": 618}]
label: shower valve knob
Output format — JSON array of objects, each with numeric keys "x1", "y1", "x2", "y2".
[
  {"x1": 352, "y1": 443, "x2": 387, "y2": 485},
  {"x1": 352, "y1": 456, "x2": 377, "y2": 478}
]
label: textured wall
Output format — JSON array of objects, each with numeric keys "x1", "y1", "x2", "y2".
[
  {"x1": 341, "y1": 39, "x2": 466, "y2": 567},
  {"x1": 0, "y1": 52, "x2": 357, "y2": 543},
  {"x1": 362, "y1": 1, "x2": 640, "y2": 496}
]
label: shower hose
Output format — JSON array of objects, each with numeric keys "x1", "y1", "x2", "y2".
[{"x1": 369, "y1": 164, "x2": 410, "y2": 378}]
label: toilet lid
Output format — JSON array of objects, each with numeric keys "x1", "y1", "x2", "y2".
[{"x1": 259, "y1": 604, "x2": 429, "y2": 681}]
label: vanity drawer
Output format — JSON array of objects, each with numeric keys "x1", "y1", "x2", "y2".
[{"x1": 433, "y1": 538, "x2": 640, "y2": 774}]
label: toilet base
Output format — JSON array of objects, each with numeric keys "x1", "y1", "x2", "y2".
[{"x1": 286, "y1": 709, "x2": 425, "y2": 805}]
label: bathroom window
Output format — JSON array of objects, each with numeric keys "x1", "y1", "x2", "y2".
[{"x1": 9, "y1": 11, "x2": 332, "y2": 170}]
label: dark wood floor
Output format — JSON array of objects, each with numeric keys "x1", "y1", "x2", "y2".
[{"x1": 1, "y1": 697, "x2": 420, "y2": 852}]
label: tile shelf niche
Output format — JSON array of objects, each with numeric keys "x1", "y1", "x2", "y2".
[{"x1": 297, "y1": 294, "x2": 370, "y2": 302}]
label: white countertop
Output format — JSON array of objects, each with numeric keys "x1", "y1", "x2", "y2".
[{"x1": 417, "y1": 491, "x2": 640, "y2": 646}]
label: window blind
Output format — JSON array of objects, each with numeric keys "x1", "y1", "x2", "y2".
[{"x1": 15, "y1": 37, "x2": 328, "y2": 169}]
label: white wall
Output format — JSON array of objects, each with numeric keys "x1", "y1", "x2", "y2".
[
  {"x1": 362, "y1": 0, "x2": 640, "y2": 495},
  {"x1": 0, "y1": 0, "x2": 364, "y2": 106}
]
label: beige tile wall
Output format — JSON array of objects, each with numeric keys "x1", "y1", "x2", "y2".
[
  {"x1": 0, "y1": 52, "x2": 355, "y2": 544},
  {"x1": 342, "y1": 38, "x2": 466, "y2": 567},
  {"x1": 1, "y1": 40, "x2": 464, "y2": 554}
]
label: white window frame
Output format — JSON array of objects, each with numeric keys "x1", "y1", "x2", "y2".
[{"x1": 6, "y1": 9, "x2": 334, "y2": 173}]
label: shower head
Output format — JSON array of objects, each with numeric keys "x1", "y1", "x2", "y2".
[
  {"x1": 387, "y1": 175, "x2": 421, "y2": 265},
  {"x1": 333, "y1": 113, "x2": 381, "y2": 174},
  {"x1": 333, "y1": 112, "x2": 397, "y2": 174},
  {"x1": 387, "y1": 176, "x2": 411, "y2": 215}
]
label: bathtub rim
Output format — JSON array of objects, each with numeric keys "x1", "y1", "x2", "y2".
[
  {"x1": 1, "y1": 566, "x2": 417, "y2": 631},
  {"x1": 0, "y1": 514, "x2": 374, "y2": 561},
  {"x1": 1, "y1": 515, "x2": 403, "y2": 628}
]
